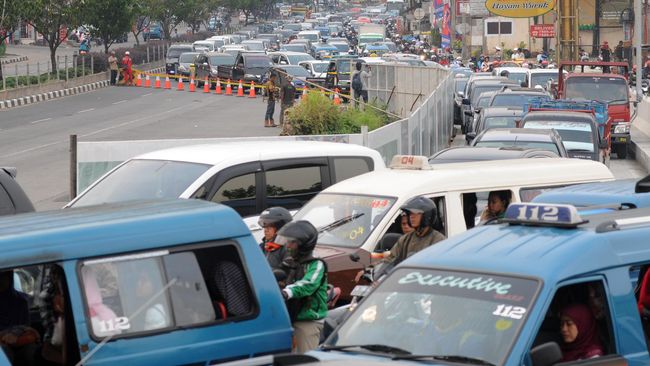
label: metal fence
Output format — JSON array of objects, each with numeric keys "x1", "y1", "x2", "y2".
[
  {"x1": 0, "y1": 44, "x2": 168, "y2": 91},
  {"x1": 365, "y1": 64, "x2": 449, "y2": 118},
  {"x1": 74, "y1": 69, "x2": 454, "y2": 194}
]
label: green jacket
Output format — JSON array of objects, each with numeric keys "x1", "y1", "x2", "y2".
[{"x1": 283, "y1": 259, "x2": 328, "y2": 321}]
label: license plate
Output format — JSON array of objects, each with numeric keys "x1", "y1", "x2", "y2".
[
  {"x1": 619, "y1": 137, "x2": 627, "y2": 142},
  {"x1": 350, "y1": 285, "x2": 371, "y2": 297}
]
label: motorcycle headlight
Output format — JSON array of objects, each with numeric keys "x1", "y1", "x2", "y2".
[{"x1": 614, "y1": 123, "x2": 630, "y2": 134}]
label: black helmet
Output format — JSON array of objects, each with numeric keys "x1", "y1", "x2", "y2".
[
  {"x1": 400, "y1": 196, "x2": 438, "y2": 230},
  {"x1": 275, "y1": 220, "x2": 318, "y2": 256},
  {"x1": 258, "y1": 206, "x2": 293, "y2": 229},
  {"x1": 499, "y1": 70, "x2": 510, "y2": 77}
]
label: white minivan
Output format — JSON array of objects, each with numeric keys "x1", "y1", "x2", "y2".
[
  {"x1": 292, "y1": 155, "x2": 615, "y2": 298},
  {"x1": 66, "y1": 141, "x2": 385, "y2": 230}
]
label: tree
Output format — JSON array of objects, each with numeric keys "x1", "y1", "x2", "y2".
[
  {"x1": 148, "y1": 0, "x2": 185, "y2": 41},
  {"x1": 182, "y1": 0, "x2": 212, "y2": 34},
  {"x1": 83, "y1": 0, "x2": 135, "y2": 53},
  {"x1": 21, "y1": 0, "x2": 80, "y2": 73},
  {"x1": 0, "y1": 0, "x2": 20, "y2": 45},
  {"x1": 132, "y1": 15, "x2": 150, "y2": 46}
]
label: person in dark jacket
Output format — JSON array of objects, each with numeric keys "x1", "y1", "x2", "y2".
[{"x1": 258, "y1": 207, "x2": 293, "y2": 270}]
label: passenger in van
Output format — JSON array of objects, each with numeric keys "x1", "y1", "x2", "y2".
[
  {"x1": 0, "y1": 270, "x2": 39, "y2": 365},
  {"x1": 462, "y1": 193, "x2": 478, "y2": 229},
  {"x1": 258, "y1": 207, "x2": 293, "y2": 270},
  {"x1": 38, "y1": 265, "x2": 66, "y2": 364},
  {"x1": 382, "y1": 197, "x2": 446, "y2": 267},
  {"x1": 479, "y1": 190, "x2": 511, "y2": 224},
  {"x1": 559, "y1": 303, "x2": 604, "y2": 362},
  {"x1": 135, "y1": 270, "x2": 169, "y2": 331},
  {"x1": 83, "y1": 268, "x2": 121, "y2": 337},
  {"x1": 400, "y1": 213, "x2": 415, "y2": 234}
]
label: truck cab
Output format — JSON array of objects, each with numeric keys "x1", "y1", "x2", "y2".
[
  {"x1": 555, "y1": 61, "x2": 637, "y2": 159},
  {"x1": 311, "y1": 202, "x2": 650, "y2": 366}
]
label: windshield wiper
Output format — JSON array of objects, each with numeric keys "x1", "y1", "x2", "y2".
[
  {"x1": 392, "y1": 354, "x2": 495, "y2": 366},
  {"x1": 321, "y1": 343, "x2": 411, "y2": 355},
  {"x1": 318, "y1": 213, "x2": 364, "y2": 233}
]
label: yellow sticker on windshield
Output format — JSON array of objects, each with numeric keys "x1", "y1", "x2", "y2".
[
  {"x1": 362, "y1": 305, "x2": 378, "y2": 323},
  {"x1": 495, "y1": 319, "x2": 513, "y2": 331}
]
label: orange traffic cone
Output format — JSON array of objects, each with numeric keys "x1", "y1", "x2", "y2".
[
  {"x1": 236, "y1": 79, "x2": 244, "y2": 97},
  {"x1": 203, "y1": 77, "x2": 210, "y2": 93},
  {"x1": 136, "y1": 73, "x2": 142, "y2": 87},
  {"x1": 164, "y1": 76, "x2": 171, "y2": 89},
  {"x1": 189, "y1": 77, "x2": 196, "y2": 92},
  {"x1": 215, "y1": 78, "x2": 222, "y2": 94},
  {"x1": 177, "y1": 77, "x2": 184, "y2": 91},
  {"x1": 302, "y1": 85, "x2": 308, "y2": 100},
  {"x1": 154, "y1": 76, "x2": 161, "y2": 89},
  {"x1": 249, "y1": 81, "x2": 256, "y2": 98},
  {"x1": 333, "y1": 88, "x2": 342, "y2": 105},
  {"x1": 225, "y1": 79, "x2": 233, "y2": 95},
  {"x1": 144, "y1": 74, "x2": 151, "y2": 88}
]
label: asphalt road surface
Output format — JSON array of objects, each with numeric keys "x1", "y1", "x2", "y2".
[
  {"x1": 0, "y1": 85, "x2": 272, "y2": 211},
  {"x1": 1, "y1": 85, "x2": 646, "y2": 212}
]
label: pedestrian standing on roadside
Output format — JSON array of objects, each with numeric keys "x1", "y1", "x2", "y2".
[
  {"x1": 121, "y1": 51, "x2": 133, "y2": 86},
  {"x1": 264, "y1": 73, "x2": 279, "y2": 127},
  {"x1": 108, "y1": 51, "x2": 118, "y2": 86},
  {"x1": 279, "y1": 75, "x2": 296, "y2": 128}
]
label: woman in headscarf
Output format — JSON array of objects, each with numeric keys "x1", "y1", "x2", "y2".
[{"x1": 560, "y1": 303, "x2": 605, "y2": 362}]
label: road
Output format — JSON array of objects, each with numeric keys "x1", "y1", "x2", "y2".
[
  {"x1": 1, "y1": 85, "x2": 647, "y2": 212},
  {"x1": 0, "y1": 85, "x2": 272, "y2": 211}
]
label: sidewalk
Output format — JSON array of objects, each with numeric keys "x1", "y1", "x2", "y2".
[{"x1": 631, "y1": 96, "x2": 650, "y2": 172}]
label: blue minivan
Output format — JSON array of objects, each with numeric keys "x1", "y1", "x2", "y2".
[
  {"x1": 307, "y1": 202, "x2": 650, "y2": 365},
  {"x1": 0, "y1": 200, "x2": 291, "y2": 365}
]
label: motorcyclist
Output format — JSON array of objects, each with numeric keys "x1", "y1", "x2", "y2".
[
  {"x1": 276, "y1": 221, "x2": 328, "y2": 353},
  {"x1": 382, "y1": 196, "x2": 446, "y2": 267},
  {"x1": 258, "y1": 207, "x2": 293, "y2": 270}
]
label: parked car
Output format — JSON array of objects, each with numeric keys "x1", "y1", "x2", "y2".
[
  {"x1": 165, "y1": 44, "x2": 194, "y2": 75},
  {"x1": 194, "y1": 52, "x2": 236, "y2": 86},
  {"x1": 487, "y1": 87, "x2": 550, "y2": 109},
  {"x1": 176, "y1": 52, "x2": 200, "y2": 77},
  {"x1": 240, "y1": 39, "x2": 269, "y2": 52},
  {"x1": 216, "y1": 52, "x2": 273, "y2": 85},
  {"x1": 0, "y1": 167, "x2": 35, "y2": 215},
  {"x1": 268, "y1": 51, "x2": 314, "y2": 65},
  {"x1": 192, "y1": 40, "x2": 216, "y2": 52},
  {"x1": 298, "y1": 60, "x2": 329, "y2": 78},
  {"x1": 143, "y1": 23, "x2": 163, "y2": 41},
  {"x1": 275, "y1": 64, "x2": 310, "y2": 91},
  {"x1": 280, "y1": 43, "x2": 311, "y2": 54},
  {"x1": 466, "y1": 107, "x2": 525, "y2": 143},
  {"x1": 471, "y1": 128, "x2": 569, "y2": 157}
]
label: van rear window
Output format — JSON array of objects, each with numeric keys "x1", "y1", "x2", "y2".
[{"x1": 81, "y1": 243, "x2": 257, "y2": 340}]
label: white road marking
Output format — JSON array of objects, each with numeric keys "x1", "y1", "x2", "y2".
[
  {"x1": 1, "y1": 106, "x2": 185, "y2": 159},
  {"x1": 78, "y1": 108, "x2": 95, "y2": 114},
  {"x1": 112, "y1": 100, "x2": 128, "y2": 105},
  {"x1": 30, "y1": 117, "x2": 52, "y2": 124},
  {"x1": 142, "y1": 93, "x2": 153, "y2": 97}
]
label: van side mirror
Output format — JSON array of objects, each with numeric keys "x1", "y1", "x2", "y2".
[
  {"x1": 530, "y1": 342, "x2": 562, "y2": 366},
  {"x1": 464, "y1": 110, "x2": 474, "y2": 117},
  {"x1": 466, "y1": 132, "x2": 477, "y2": 140},
  {"x1": 462, "y1": 98, "x2": 470, "y2": 105}
]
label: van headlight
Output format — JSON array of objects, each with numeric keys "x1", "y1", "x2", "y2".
[{"x1": 614, "y1": 123, "x2": 630, "y2": 134}]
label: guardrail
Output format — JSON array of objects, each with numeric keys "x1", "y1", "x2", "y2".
[{"x1": 73, "y1": 68, "x2": 454, "y2": 195}]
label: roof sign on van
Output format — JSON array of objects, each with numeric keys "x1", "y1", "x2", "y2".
[
  {"x1": 502, "y1": 203, "x2": 586, "y2": 228},
  {"x1": 389, "y1": 155, "x2": 432, "y2": 170}
]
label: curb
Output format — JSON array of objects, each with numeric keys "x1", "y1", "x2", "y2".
[
  {"x1": 0, "y1": 80, "x2": 109, "y2": 110},
  {"x1": 0, "y1": 55, "x2": 28, "y2": 65}
]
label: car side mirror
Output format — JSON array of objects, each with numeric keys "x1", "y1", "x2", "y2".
[
  {"x1": 530, "y1": 342, "x2": 562, "y2": 366},
  {"x1": 464, "y1": 110, "x2": 474, "y2": 116},
  {"x1": 466, "y1": 132, "x2": 476, "y2": 140},
  {"x1": 349, "y1": 253, "x2": 360, "y2": 262},
  {"x1": 462, "y1": 98, "x2": 470, "y2": 105},
  {"x1": 474, "y1": 108, "x2": 482, "y2": 114}
]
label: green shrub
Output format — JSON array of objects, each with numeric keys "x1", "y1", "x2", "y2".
[
  {"x1": 0, "y1": 43, "x2": 5, "y2": 57},
  {"x1": 338, "y1": 101, "x2": 391, "y2": 133}
]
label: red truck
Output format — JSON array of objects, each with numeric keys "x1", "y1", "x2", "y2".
[{"x1": 554, "y1": 61, "x2": 638, "y2": 159}]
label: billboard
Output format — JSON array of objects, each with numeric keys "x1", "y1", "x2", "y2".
[
  {"x1": 530, "y1": 24, "x2": 555, "y2": 38},
  {"x1": 484, "y1": 0, "x2": 556, "y2": 17}
]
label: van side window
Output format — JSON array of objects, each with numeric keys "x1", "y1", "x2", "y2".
[
  {"x1": 520, "y1": 186, "x2": 565, "y2": 202},
  {"x1": 532, "y1": 280, "x2": 614, "y2": 358},
  {"x1": 81, "y1": 243, "x2": 256, "y2": 340},
  {"x1": 332, "y1": 157, "x2": 372, "y2": 182},
  {"x1": 383, "y1": 196, "x2": 446, "y2": 237},
  {"x1": 265, "y1": 166, "x2": 322, "y2": 209},
  {"x1": 211, "y1": 173, "x2": 257, "y2": 216},
  {"x1": 462, "y1": 190, "x2": 514, "y2": 228}
]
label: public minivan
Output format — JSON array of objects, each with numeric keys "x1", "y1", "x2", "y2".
[
  {"x1": 0, "y1": 200, "x2": 292, "y2": 365},
  {"x1": 310, "y1": 202, "x2": 650, "y2": 365},
  {"x1": 292, "y1": 156, "x2": 614, "y2": 299}
]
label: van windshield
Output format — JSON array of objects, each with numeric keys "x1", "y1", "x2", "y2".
[
  {"x1": 72, "y1": 160, "x2": 211, "y2": 207},
  {"x1": 167, "y1": 48, "x2": 193, "y2": 58},
  {"x1": 293, "y1": 193, "x2": 397, "y2": 248},
  {"x1": 565, "y1": 77, "x2": 628, "y2": 104},
  {"x1": 530, "y1": 72, "x2": 559, "y2": 88},
  {"x1": 327, "y1": 268, "x2": 539, "y2": 366}
]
